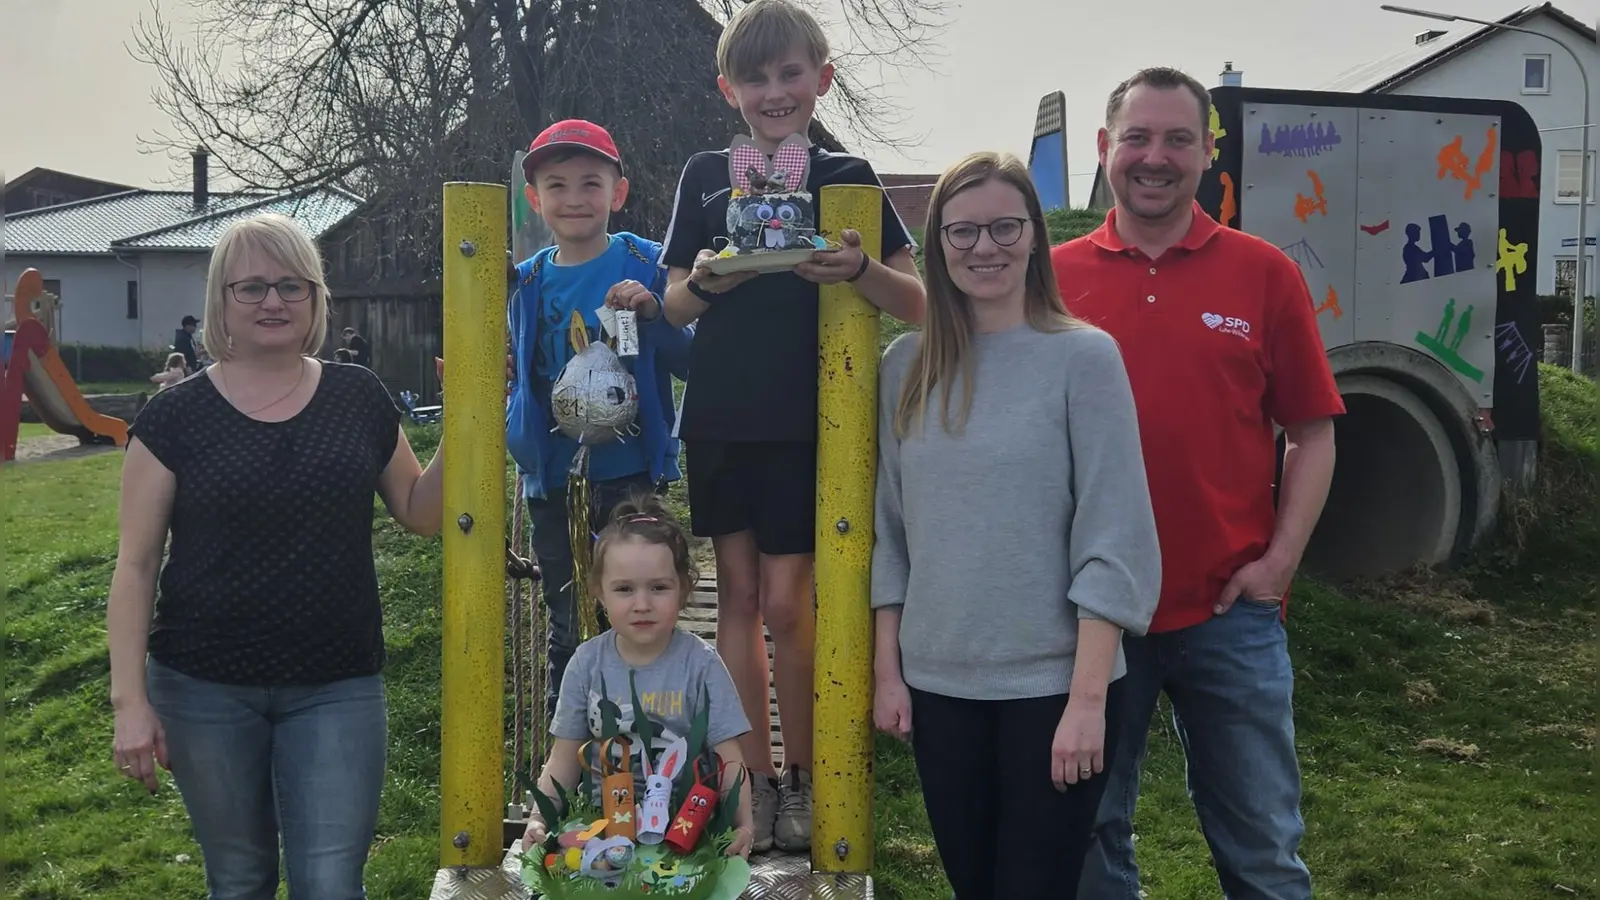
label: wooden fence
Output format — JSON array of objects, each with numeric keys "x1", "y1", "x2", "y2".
[{"x1": 327, "y1": 292, "x2": 445, "y2": 401}]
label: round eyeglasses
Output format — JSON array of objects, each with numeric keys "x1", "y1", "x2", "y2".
[
  {"x1": 227, "y1": 278, "x2": 316, "y2": 304},
  {"x1": 940, "y1": 217, "x2": 1031, "y2": 250}
]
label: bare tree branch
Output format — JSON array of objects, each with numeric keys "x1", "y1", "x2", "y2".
[{"x1": 131, "y1": 0, "x2": 946, "y2": 285}]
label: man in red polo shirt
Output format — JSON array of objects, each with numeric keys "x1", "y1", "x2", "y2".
[{"x1": 1053, "y1": 67, "x2": 1343, "y2": 900}]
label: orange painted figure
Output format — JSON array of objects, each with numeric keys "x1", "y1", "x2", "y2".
[
  {"x1": 1293, "y1": 170, "x2": 1327, "y2": 223},
  {"x1": 1313, "y1": 285, "x2": 1343, "y2": 319},
  {"x1": 1437, "y1": 126, "x2": 1498, "y2": 200},
  {"x1": 1218, "y1": 173, "x2": 1237, "y2": 228}
]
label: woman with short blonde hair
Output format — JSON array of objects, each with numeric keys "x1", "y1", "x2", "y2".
[{"x1": 107, "y1": 212, "x2": 444, "y2": 898}]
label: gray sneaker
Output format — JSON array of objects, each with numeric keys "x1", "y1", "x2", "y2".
[
  {"x1": 774, "y1": 766, "x2": 813, "y2": 852},
  {"x1": 750, "y1": 772, "x2": 779, "y2": 853}
]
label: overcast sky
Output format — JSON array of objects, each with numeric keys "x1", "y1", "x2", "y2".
[{"x1": 3, "y1": 0, "x2": 1596, "y2": 204}]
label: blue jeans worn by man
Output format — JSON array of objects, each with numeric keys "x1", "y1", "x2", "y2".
[
  {"x1": 527, "y1": 472, "x2": 659, "y2": 719},
  {"x1": 1079, "y1": 598, "x2": 1312, "y2": 900},
  {"x1": 147, "y1": 659, "x2": 387, "y2": 900}
]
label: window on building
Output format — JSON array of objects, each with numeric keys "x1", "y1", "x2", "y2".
[
  {"x1": 1554, "y1": 255, "x2": 1594, "y2": 299},
  {"x1": 1556, "y1": 151, "x2": 1595, "y2": 203},
  {"x1": 1523, "y1": 54, "x2": 1551, "y2": 94},
  {"x1": 127, "y1": 280, "x2": 139, "y2": 319}
]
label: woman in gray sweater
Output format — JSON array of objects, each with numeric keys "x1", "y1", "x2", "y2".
[{"x1": 870, "y1": 151, "x2": 1161, "y2": 900}]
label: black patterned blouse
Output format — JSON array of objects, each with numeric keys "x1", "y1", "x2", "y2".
[{"x1": 128, "y1": 362, "x2": 403, "y2": 686}]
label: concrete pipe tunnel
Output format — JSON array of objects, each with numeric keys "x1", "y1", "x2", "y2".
[{"x1": 1296, "y1": 343, "x2": 1500, "y2": 581}]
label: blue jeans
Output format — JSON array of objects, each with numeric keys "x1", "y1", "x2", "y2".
[
  {"x1": 146, "y1": 659, "x2": 388, "y2": 900},
  {"x1": 526, "y1": 472, "x2": 658, "y2": 720},
  {"x1": 1078, "y1": 599, "x2": 1312, "y2": 900}
]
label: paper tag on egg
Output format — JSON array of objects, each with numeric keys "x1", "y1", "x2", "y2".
[{"x1": 596, "y1": 305, "x2": 620, "y2": 339}]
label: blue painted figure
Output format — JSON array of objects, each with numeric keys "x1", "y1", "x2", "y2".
[
  {"x1": 1401, "y1": 223, "x2": 1432, "y2": 284},
  {"x1": 1453, "y1": 221, "x2": 1476, "y2": 272},
  {"x1": 1427, "y1": 214, "x2": 1457, "y2": 278}
]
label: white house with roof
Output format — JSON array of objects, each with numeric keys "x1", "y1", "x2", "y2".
[
  {"x1": 1321, "y1": 2, "x2": 1599, "y2": 297},
  {"x1": 4, "y1": 152, "x2": 361, "y2": 352}
]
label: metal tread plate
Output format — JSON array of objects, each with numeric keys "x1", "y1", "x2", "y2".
[
  {"x1": 745, "y1": 852, "x2": 874, "y2": 900},
  {"x1": 429, "y1": 847, "x2": 531, "y2": 899},
  {"x1": 429, "y1": 846, "x2": 873, "y2": 900}
]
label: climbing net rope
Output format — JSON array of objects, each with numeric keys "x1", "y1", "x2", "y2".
[{"x1": 506, "y1": 475, "x2": 549, "y2": 802}]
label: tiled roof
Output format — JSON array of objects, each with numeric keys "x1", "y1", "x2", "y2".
[
  {"x1": 4, "y1": 187, "x2": 361, "y2": 255},
  {"x1": 1319, "y1": 3, "x2": 1596, "y2": 94},
  {"x1": 116, "y1": 188, "x2": 362, "y2": 250},
  {"x1": 1320, "y1": 22, "x2": 1486, "y2": 92}
]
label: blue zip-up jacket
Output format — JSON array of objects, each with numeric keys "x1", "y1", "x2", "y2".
[{"x1": 506, "y1": 233, "x2": 693, "y2": 499}]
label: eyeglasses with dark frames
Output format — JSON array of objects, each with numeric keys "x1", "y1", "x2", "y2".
[
  {"x1": 940, "y1": 217, "x2": 1031, "y2": 250},
  {"x1": 227, "y1": 278, "x2": 316, "y2": 304}
]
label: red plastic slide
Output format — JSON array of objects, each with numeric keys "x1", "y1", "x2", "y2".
[{"x1": 3, "y1": 269, "x2": 130, "y2": 462}]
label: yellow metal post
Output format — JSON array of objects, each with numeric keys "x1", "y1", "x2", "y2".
[
  {"x1": 439, "y1": 182, "x2": 509, "y2": 871},
  {"x1": 812, "y1": 183, "x2": 882, "y2": 876}
]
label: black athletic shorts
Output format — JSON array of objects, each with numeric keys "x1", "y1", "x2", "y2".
[{"x1": 684, "y1": 440, "x2": 817, "y2": 556}]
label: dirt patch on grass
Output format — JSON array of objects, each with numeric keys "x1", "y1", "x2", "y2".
[
  {"x1": 1417, "y1": 737, "x2": 1481, "y2": 761},
  {"x1": 1529, "y1": 723, "x2": 1596, "y2": 750},
  {"x1": 10, "y1": 435, "x2": 117, "y2": 464},
  {"x1": 1405, "y1": 679, "x2": 1441, "y2": 706},
  {"x1": 1362, "y1": 568, "x2": 1499, "y2": 626},
  {"x1": 1395, "y1": 588, "x2": 1497, "y2": 625}
]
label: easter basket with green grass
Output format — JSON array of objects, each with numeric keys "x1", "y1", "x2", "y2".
[{"x1": 519, "y1": 674, "x2": 750, "y2": 899}]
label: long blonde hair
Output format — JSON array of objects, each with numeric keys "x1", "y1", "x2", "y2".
[
  {"x1": 202, "y1": 213, "x2": 330, "y2": 362},
  {"x1": 894, "y1": 151, "x2": 1082, "y2": 438}
]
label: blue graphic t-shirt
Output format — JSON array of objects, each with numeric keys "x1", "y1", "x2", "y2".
[{"x1": 524, "y1": 235, "x2": 651, "y2": 484}]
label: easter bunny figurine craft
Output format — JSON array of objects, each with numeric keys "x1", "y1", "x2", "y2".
[
  {"x1": 664, "y1": 754, "x2": 722, "y2": 854},
  {"x1": 636, "y1": 736, "x2": 687, "y2": 845},
  {"x1": 707, "y1": 133, "x2": 836, "y2": 276},
  {"x1": 598, "y1": 736, "x2": 637, "y2": 841}
]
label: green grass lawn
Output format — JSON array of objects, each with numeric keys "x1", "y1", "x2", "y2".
[{"x1": 3, "y1": 358, "x2": 1595, "y2": 899}]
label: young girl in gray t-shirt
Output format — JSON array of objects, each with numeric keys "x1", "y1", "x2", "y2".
[{"x1": 520, "y1": 494, "x2": 755, "y2": 859}]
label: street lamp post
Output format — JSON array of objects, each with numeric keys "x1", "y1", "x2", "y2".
[{"x1": 1382, "y1": 4, "x2": 1593, "y2": 374}]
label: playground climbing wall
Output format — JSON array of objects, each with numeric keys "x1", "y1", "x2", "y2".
[
  {"x1": 1200, "y1": 86, "x2": 1544, "y2": 447},
  {"x1": 1241, "y1": 105, "x2": 1505, "y2": 405},
  {"x1": 1184, "y1": 87, "x2": 1545, "y2": 577}
]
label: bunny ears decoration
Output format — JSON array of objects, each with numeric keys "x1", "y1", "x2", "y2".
[{"x1": 728, "y1": 134, "x2": 811, "y2": 197}]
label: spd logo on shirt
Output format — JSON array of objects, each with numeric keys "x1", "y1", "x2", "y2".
[{"x1": 1202, "y1": 312, "x2": 1251, "y2": 340}]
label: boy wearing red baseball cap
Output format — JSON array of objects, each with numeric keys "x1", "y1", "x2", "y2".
[{"x1": 507, "y1": 119, "x2": 695, "y2": 720}]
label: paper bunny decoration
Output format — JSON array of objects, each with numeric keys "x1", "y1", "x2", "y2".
[
  {"x1": 664, "y1": 754, "x2": 722, "y2": 854},
  {"x1": 598, "y1": 737, "x2": 637, "y2": 841},
  {"x1": 726, "y1": 134, "x2": 818, "y2": 253},
  {"x1": 636, "y1": 736, "x2": 687, "y2": 845}
]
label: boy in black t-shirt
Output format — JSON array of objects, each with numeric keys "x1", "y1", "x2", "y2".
[{"x1": 655, "y1": 0, "x2": 925, "y2": 855}]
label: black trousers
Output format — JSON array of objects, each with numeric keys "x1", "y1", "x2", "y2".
[{"x1": 909, "y1": 680, "x2": 1124, "y2": 900}]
